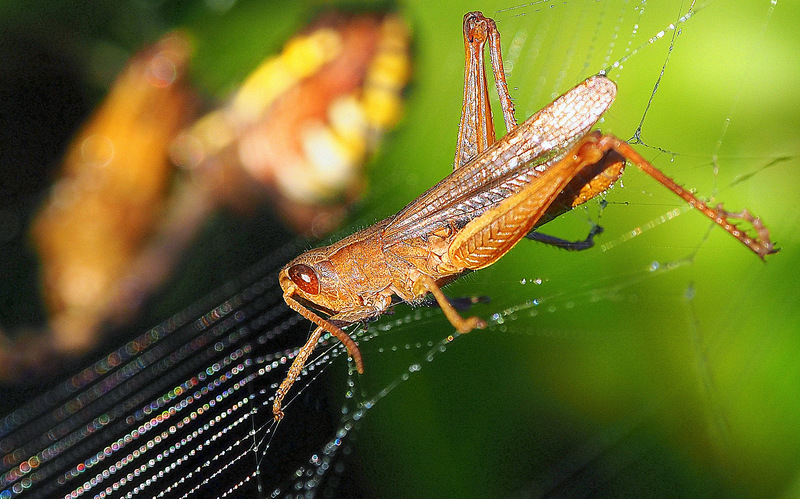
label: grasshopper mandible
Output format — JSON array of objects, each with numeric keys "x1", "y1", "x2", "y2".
[{"x1": 273, "y1": 11, "x2": 776, "y2": 421}]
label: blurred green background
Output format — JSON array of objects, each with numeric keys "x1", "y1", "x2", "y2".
[{"x1": 1, "y1": 0, "x2": 798, "y2": 497}]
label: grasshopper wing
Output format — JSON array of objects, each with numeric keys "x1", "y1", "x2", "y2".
[
  {"x1": 382, "y1": 76, "x2": 616, "y2": 246},
  {"x1": 448, "y1": 136, "x2": 607, "y2": 270}
]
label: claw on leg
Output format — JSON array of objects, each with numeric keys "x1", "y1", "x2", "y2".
[{"x1": 414, "y1": 274, "x2": 487, "y2": 334}]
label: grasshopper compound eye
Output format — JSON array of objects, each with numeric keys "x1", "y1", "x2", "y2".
[{"x1": 287, "y1": 264, "x2": 320, "y2": 295}]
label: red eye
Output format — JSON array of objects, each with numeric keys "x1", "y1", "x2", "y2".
[{"x1": 287, "y1": 264, "x2": 320, "y2": 295}]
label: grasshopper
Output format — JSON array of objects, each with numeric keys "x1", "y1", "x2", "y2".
[{"x1": 273, "y1": 11, "x2": 776, "y2": 421}]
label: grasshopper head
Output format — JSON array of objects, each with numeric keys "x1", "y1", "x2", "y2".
[{"x1": 279, "y1": 248, "x2": 346, "y2": 317}]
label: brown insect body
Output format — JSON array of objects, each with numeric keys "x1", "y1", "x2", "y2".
[
  {"x1": 283, "y1": 220, "x2": 395, "y2": 320},
  {"x1": 280, "y1": 74, "x2": 618, "y2": 319},
  {"x1": 273, "y1": 12, "x2": 776, "y2": 421}
]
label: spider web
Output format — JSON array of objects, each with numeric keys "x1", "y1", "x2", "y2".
[{"x1": 2, "y1": 1, "x2": 799, "y2": 497}]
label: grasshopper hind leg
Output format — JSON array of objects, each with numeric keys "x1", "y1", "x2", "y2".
[{"x1": 525, "y1": 224, "x2": 605, "y2": 251}]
